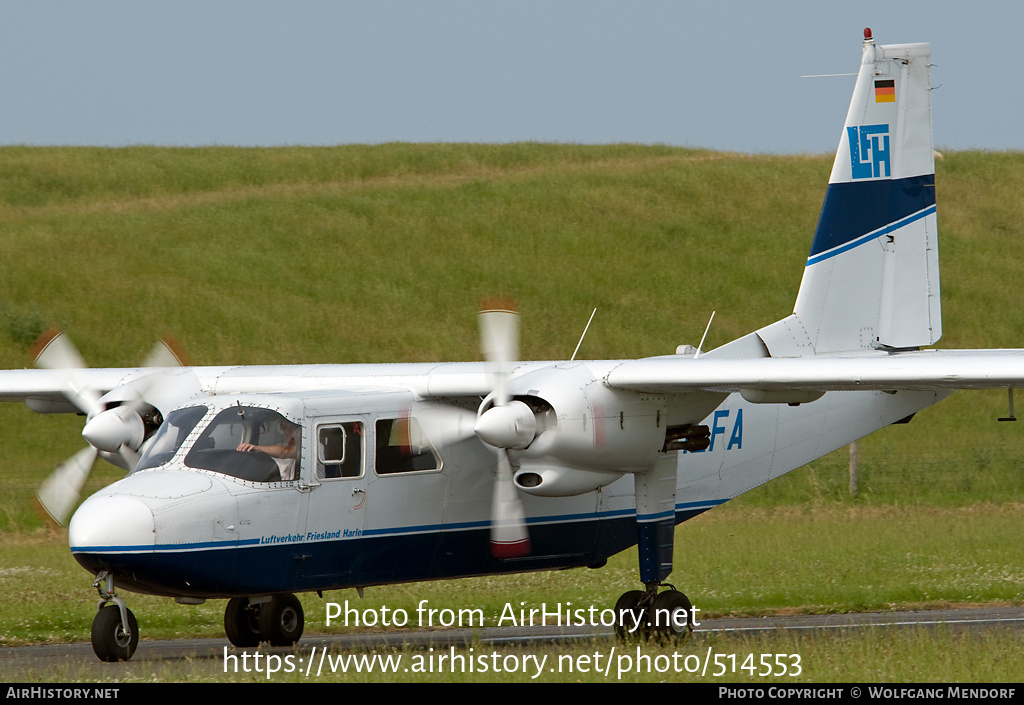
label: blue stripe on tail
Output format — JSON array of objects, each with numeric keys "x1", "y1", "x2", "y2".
[{"x1": 808, "y1": 175, "x2": 936, "y2": 261}]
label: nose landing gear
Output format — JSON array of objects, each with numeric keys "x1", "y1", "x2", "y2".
[{"x1": 91, "y1": 571, "x2": 139, "y2": 662}]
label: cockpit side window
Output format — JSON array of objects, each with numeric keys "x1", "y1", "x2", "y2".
[
  {"x1": 184, "y1": 406, "x2": 302, "y2": 483},
  {"x1": 135, "y1": 405, "x2": 209, "y2": 472},
  {"x1": 374, "y1": 417, "x2": 441, "y2": 475},
  {"x1": 317, "y1": 422, "x2": 363, "y2": 479}
]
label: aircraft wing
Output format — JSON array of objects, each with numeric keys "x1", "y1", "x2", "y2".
[
  {"x1": 0, "y1": 362, "x2": 495, "y2": 412},
  {"x1": 0, "y1": 368, "x2": 144, "y2": 405},
  {"x1": 604, "y1": 349, "x2": 1024, "y2": 394}
]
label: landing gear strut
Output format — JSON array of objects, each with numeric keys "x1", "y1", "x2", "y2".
[
  {"x1": 615, "y1": 583, "x2": 694, "y2": 642},
  {"x1": 619, "y1": 458, "x2": 695, "y2": 642},
  {"x1": 91, "y1": 570, "x2": 139, "y2": 662},
  {"x1": 224, "y1": 594, "x2": 305, "y2": 647}
]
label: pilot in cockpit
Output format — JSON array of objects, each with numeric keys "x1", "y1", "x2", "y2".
[{"x1": 237, "y1": 419, "x2": 300, "y2": 480}]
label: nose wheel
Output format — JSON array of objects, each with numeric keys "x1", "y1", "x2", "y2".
[
  {"x1": 92, "y1": 603, "x2": 139, "y2": 662},
  {"x1": 90, "y1": 571, "x2": 139, "y2": 662},
  {"x1": 224, "y1": 594, "x2": 305, "y2": 647}
]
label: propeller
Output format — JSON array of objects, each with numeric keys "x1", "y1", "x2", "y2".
[
  {"x1": 476, "y1": 301, "x2": 535, "y2": 559},
  {"x1": 412, "y1": 401, "x2": 478, "y2": 451},
  {"x1": 33, "y1": 331, "x2": 188, "y2": 526},
  {"x1": 36, "y1": 447, "x2": 98, "y2": 531}
]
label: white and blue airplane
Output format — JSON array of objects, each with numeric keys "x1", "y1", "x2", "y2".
[{"x1": 1, "y1": 29, "x2": 1018, "y2": 661}]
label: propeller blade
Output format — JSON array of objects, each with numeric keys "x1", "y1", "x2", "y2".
[
  {"x1": 141, "y1": 337, "x2": 187, "y2": 368},
  {"x1": 114, "y1": 446, "x2": 142, "y2": 473},
  {"x1": 61, "y1": 375, "x2": 104, "y2": 418},
  {"x1": 105, "y1": 368, "x2": 203, "y2": 418},
  {"x1": 32, "y1": 329, "x2": 88, "y2": 370},
  {"x1": 415, "y1": 403, "x2": 478, "y2": 450},
  {"x1": 35, "y1": 446, "x2": 98, "y2": 526},
  {"x1": 478, "y1": 300, "x2": 531, "y2": 557},
  {"x1": 490, "y1": 449, "x2": 530, "y2": 558},
  {"x1": 32, "y1": 330, "x2": 104, "y2": 417},
  {"x1": 478, "y1": 301, "x2": 519, "y2": 406}
]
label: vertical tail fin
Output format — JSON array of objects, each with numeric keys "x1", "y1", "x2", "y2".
[{"x1": 785, "y1": 31, "x2": 940, "y2": 355}]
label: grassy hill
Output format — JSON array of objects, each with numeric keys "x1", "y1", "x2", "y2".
[{"x1": 1, "y1": 144, "x2": 1024, "y2": 530}]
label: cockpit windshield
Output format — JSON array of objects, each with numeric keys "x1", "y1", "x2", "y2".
[
  {"x1": 183, "y1": 406, "x2": 302, "y2": 482},
  {"x1": 135, "y1": 405, "x2": 208, "y2": 472},
  {"x1": 134, "y1": 404, "x2": 303, "y2": 483}
]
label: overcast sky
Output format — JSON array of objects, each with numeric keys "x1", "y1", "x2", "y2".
[{"x1": 2, "y1": 1, "x2": 1021, "y2": 153}]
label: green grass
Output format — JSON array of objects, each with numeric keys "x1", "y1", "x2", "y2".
[
  {"x1": 2, "y1": 504, "x2": 1022, "y2": 682},
  {"x1": 1, "y1": 146, "x2": 1024, "y2": 532},
  {"x1": 4, "y1": 630, "x2": 1023, "y2": 683},
  {"x1": 2, "y1": 504, "x2": 1021, "y2": 648},
  {"x1": 2, "y1": 146, "x2": 1021, "y2": 364},
  {"x1": 0, "y1": 144, "x2": 822, "y2": 370},
  {"x1": 1, "y1": 146, "x2": 1024, "y2": 683}
]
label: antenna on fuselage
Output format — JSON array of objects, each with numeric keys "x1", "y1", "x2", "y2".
[
  {"x1": 571, "y1": 308, "x2": 598, "y2": 361},
  {"x1": 694, "y1": 311, "x2": 716, "y2": 359}
]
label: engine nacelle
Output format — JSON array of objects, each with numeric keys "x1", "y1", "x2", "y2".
[
  {"x1": 506, "y1": 362, "x2": 672, "y2": 473},
  {"x1": 513, "y1": 465, "x2": 624, "y2": 497}
]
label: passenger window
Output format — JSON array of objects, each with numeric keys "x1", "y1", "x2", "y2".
[
  {"x1": 317, "y1": 422, "x2": 363, "y2": 479},
  {"x1": 375, "y1": 417, "x2": 441, "y2": 475}
]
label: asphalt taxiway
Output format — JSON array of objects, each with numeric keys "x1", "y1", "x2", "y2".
[{"x1": 2, "y1": 605, "x2": 1021, "y2": 676}]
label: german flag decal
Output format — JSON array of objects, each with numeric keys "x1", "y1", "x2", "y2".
[{"x1": 874, "y1": 79, "x2": 895, "y2": 103}]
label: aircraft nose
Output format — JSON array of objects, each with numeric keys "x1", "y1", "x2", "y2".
[{"x1": 69, "y1": 494, "x2": 155, "y2": 551}]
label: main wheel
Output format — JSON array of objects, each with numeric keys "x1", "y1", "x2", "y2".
[
  {"x1": 224, "y1": 597, "x2": 262, "y2": 647},
  {"x1": 651, "y1": 590, "x2": 694, "y2": 643},
  {"x1": 258, "y1": 593, "x2": 304, "y2": 646},
  {"x1": 91, "y1": 604, "x2": 139, "y2": 662},
  {"x1": 613, "y1": 589, "x2": 647, "y2": 640}
]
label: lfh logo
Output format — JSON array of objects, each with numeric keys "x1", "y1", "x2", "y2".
[{"x1": 847, "y1": 124, "x2": 891, "y2": 179}]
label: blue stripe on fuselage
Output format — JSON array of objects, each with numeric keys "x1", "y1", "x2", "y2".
[
  {"x1": 807, "y1": 175, "x2": 935, "y2": 262},
  {"x1": 71, "y1": 500, "x2": 725, "y2": 597}
]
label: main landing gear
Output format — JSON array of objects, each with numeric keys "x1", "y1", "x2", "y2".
[
  {"x1": 614, "y1": 583, "x2": 694, "y2": 643},
  {"x1": 224, "y1": 594, "x2": 305, "y2": 647},
  {"x1": 622, "y1": 458, "x2": 695, "y2": 643},
  {"x1": 91, "y1": 571, "x2": 139, "y2": 662}
]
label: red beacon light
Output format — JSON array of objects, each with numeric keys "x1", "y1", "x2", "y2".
[{"x1": 864, "y1": 27, "x2": 873, "y2": 40}]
